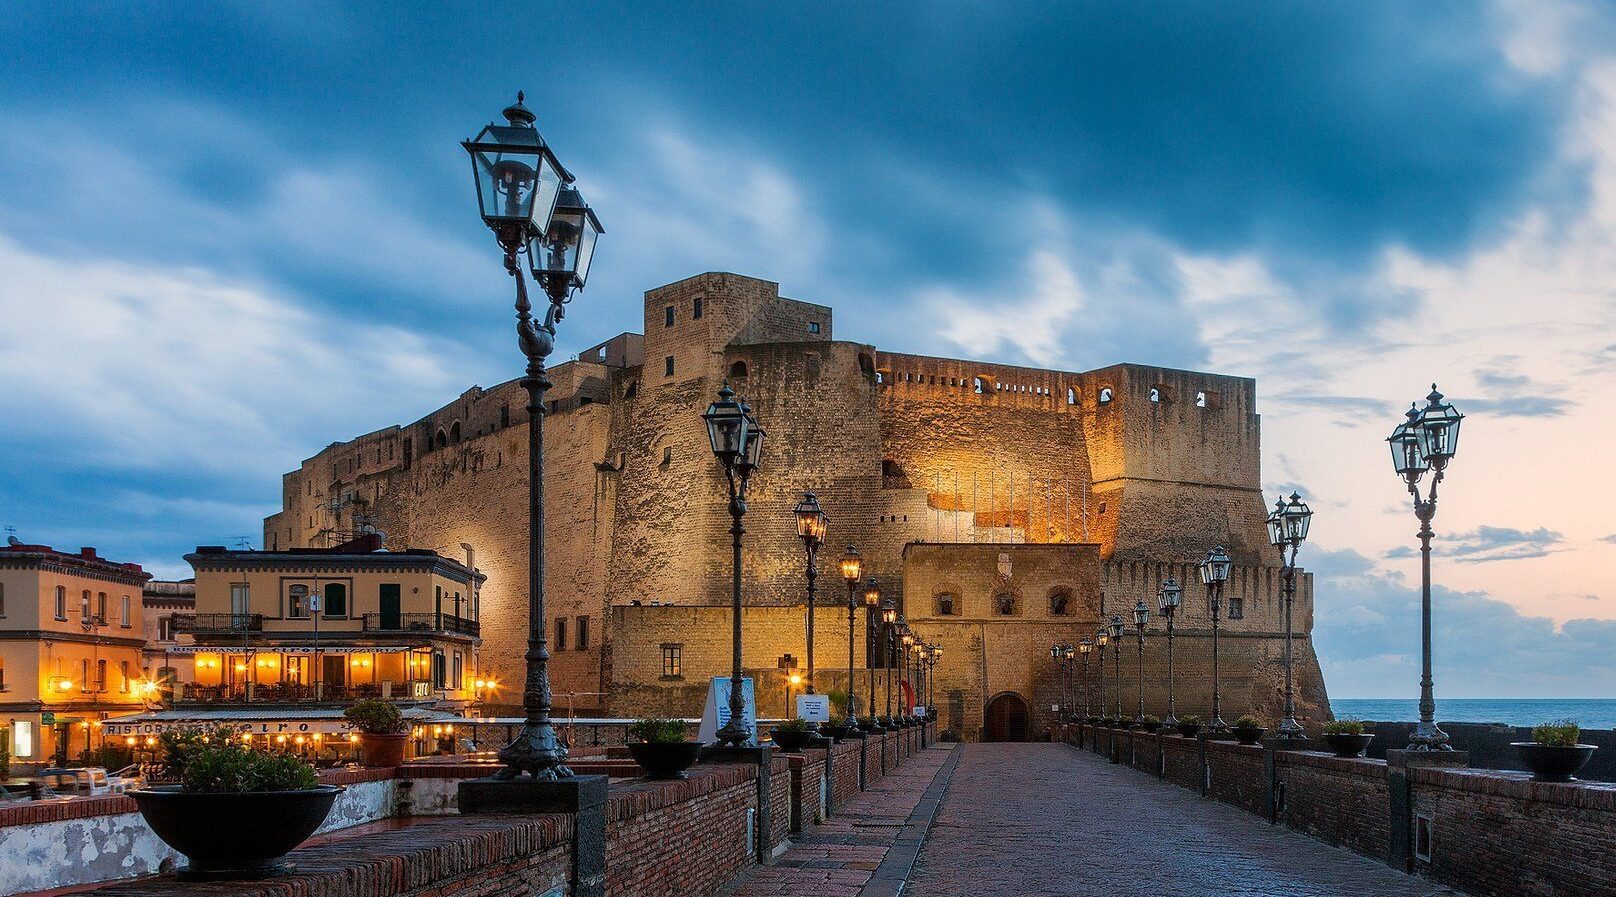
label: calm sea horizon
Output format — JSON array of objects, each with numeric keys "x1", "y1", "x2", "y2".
[{"x1": 1333, "y1": 698, "x2": 1616, "y2": 730}]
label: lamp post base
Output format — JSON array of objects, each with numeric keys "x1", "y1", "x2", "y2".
[
  {"x1": 459, "y1": 772, "x2": 607, "y2": 814},
  {"x1": 1406, "y1": 725, "x2": 1453, "y2": 751},
  {"x1": 1277, "y1": 718, "x2": 1308, "y2": 740},
  {"x1": 494, "y1": 723, "x2": 574, "y2": 780}
]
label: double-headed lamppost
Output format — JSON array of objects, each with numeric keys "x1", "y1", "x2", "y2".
[
  {"x1": 901, "y1": 629, "x2": 916, "y2": 721},
  {"x1": 1132, "y1": 598, "x2": 1150, "y2": 726},
  {"x1": 1388, "y1": 385, "x2": 1464, "y2": 751},
  {"x1": 464, "y1": 93, "x2": 603, "y2": 780},
  {"x1": 1094, "y1": 628, "x2": 1110, "y2": 722},
  {"x1": 864, "y1": 581, "x2": 884, "y2": 730},
  {"x1": 1199, "y1": 545, "x2": 1233, "y2": 733},
  {"x1": 927, "y1": 644, "x2": 941, "y2": 719},
  {"x1": 1267, "y1": 492, "x2": 1314, "y2": 740},
  {"x1": 1062, "y1": 644, "x2": 1077, "y2": 720},
  {"x1": 704, "y1": 383, "x2": 766, "y2": 746},
  {"x1": 1157, "y1": 578, "x2": 1182, "y2": 728},
  {"x1": 838, "y1": 545, "x2": 863, "y2": 731},
  {"x1": 1049, "y1": 643, "x2": 1069, "y2": 721},
  {"x1": 792, "y1": 493, "x2": 829, "y2": 734},
  {"x1": 880, "y1": 600, "x2": 897, "y2": 725},
  {"x1": 1108, "y1": 615, "x2": 1125, "y2": 722}
]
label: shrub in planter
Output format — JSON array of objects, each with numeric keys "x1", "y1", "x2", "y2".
[
  {"x1": 1140, "y1": 715, "x2": 1161, "y2": 732},
  {"x1": 858, "y1": 714, "x2": 884, "y2": 734},
  {"x1": 130, "y1": 742, "x2": 340, "y2": 880},
  {"x1": 344, "y1": 699, "x2": 408, "y2": 768},
  {"x1": 626, "y1": 718, "x2": 703, "y2": 780},
  {"x1": 1513, "y1": 719, "x2": 1597, "y2": 782},
  {"x1": 1176, "y1": 715, "x2": 1202, "y2": 738},
  {"x1": 1232, "y1": 715, "x2": 1266, "y2": 746},
  {"x1": 1321, "y1": 718, "x2": 1375, "y2": 758},
  {"x1": 770, "y1": 718, "x2": 813, "y2": 753}
]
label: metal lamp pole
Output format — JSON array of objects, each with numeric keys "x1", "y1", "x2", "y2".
[
  {"x1": 1079, "y1": 639, "x2": 1093, "y2": 719},
  {"x1": 880, "y1": 600, "x2": 897, "y2": 724},
  {"x1": 839, "y1": 546, "x2": 863, "y2": 731},
  {"x1": 1388, "y1": 386, "x2": 1463, "y2": 751},
  {"x1": 705, "y1": 384, "x2": 765, "y2": 747},
  {"x1": 1200, "y1": 546, "x2": 1232, "y2": 734},
  {"x1": 1062, "y1": 644, "x2": 1077, "y2": 721},
  {"x1": 463, "y1": 94, "x2": 602, "y2": 779},
  {"x1": 1132, "y1": 599, "x2": 1150, "y2": 726},
  {"x1": 1094, "y1": 629, "x2": 1110, "y2": 722},
  {"x1": 1157, "y1": 578, "x2": 1181, "y2": 728},
  {"x1": 1108, "y1": 615, "x2": 1124, "y2": 722},
  {"x1": 792, "y1": 493, "x2": 828, "y2": 734},
  {"x1": 1267, "y1": 493, "x2": 1314, "y2": 740},
  {"x1": 866, "y1": 582, "x2": 885, "y2": 729}
]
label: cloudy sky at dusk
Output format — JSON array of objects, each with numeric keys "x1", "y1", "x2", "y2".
[{"x1": 4, "y1": 2, "x2": 1615, "y2": 698}]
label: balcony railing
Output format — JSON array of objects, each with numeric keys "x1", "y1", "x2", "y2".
[
  {"x1": 360, "y1": 613, "x2": 479, "y2": 638},
  {"x1": 178, "y1": 682, "x2": 431, "y2": 704},
  {"x1": 184, "y1": 613, "x2": 263, "y2": 634}
]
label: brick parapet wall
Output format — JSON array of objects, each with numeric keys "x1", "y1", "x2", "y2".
[
  {"x1": 829, "y1": 736, "x2": 861, "y2": 805},
  {"x1": 1069, "y1": 724, "x2": 1616, "y2": 897}
]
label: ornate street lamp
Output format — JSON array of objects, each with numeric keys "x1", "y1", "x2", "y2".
[
  {"x1": 1078, "y1": 639, "x2": 1094, "y2": 720},
  {"x1": 1267, "y1": 492, "x2": 1314, "y2": 740},
  {"x1": 1157, "y1": 577, "x2": 1182, "y2": 728},
  {"x1": 1062, "y1": 644, "x2": 1077, "y2": 721},
  {"x1": 1107, "y1": 615, "x2": 1125, "y2": 723},
  {"x1": 1200, "y1": 545, "x2": 1232, "y2": 733},
  {"x1": 1388, "y1": 385, "x2": 1463, "y2": 751},
  {"x1": 839, "y1": 545, "x2": 863, "y2": 731},
  {"x1": 463, "y1": 94, "x2": 602, "y2": 781},
  {"x1": 901, "y1": 629, "x2": 916, "y2": 722},
  {"x1": 926, "y1": 644, "x2": 941, "y2": 720},
  {"x1": 1094, "y1": 628, "x2": 1110, "y2": 723},
  {"x1": 1132, "y1": 598, "x2": 1150, "y2": 726},
  {"x1": 792, "y1": 492, "x2": 829, "y2": 734},
  {"x1": 865, "y1": 581, "x2": 886, "y2": 731},
  {"x1": 705, "y1": 382, "x2": 765, "y2": 746},
  {"x1": 880, "y1": 600, "x2": 897, "y2": 725},
  {"x1": 1049, "y1": 643, "x2": 1066, "y2": 721}
]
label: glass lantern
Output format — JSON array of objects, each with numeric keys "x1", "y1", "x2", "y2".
[
  {"x1": 463, "y1": 93, "x2": 565, "y2": 238},
  {"x1": 530, "y1": 186, "x2": 603, "y2": 292}
]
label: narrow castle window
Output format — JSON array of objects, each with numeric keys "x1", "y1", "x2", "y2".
[
  {"x1": 1098, "y1": 387, "x2": 1114, "y2": 404},
  {"x1": 661, "y1": 644, "x2": 683, "y2": 678},
  {"x1": 576, "y1": 616, "x2": 590, "y2": 650},
  {"x1": 435, "y1": 429, "x2": 447, "y2": 449},
  {"x1": 1049, "y1": 589, "x2": 1072, "y2": 616},
  {"x1": 935, "y1": 592, "x2": 957, "y2": 616},
  {"x1": 1196, "y1": 391, "x2": 1207, "y2": 407},
  {"x1": 729, "y1": 360, "x2": 749, "y2": 379},
  {"x1": 1228, "y1": 596, "x2": 1244, "y2": 619},
  {"x1": 693, "y1": 297, "x2": 703, "y2": 319},
  {"x1": 555, "y1": 617, "x2": 568, "y2": 650},
  {"x1": 664, "y1": 305, "x2": 675, "y2": 327},
  {"x1": 450, "y1": 422, "x2": 461, "y2": 444},
  {"x1": 500, "y1": 404, "x2": 510, "y2": 427},
  {"x1": 807, "y1": 321, "x2": 820, "y2": 334},
  {"x1": 973, "y1": 376, "x2": 988, "y2": 395},
  {"x1": 1149, "y1": 387, "x2": 1162, "y2": 403},
  {"x1": 664, "y1": 356, "x2": 675, "y2": 377},
  {"x1": 994, "y1": 593, "x2": 1017, "y2": 616}
]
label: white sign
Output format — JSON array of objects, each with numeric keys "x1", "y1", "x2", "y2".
[
  {"x1": 698, "y1": 676, "x2": 757, "y2": 743},
  {"x1": 912, "y1": 706, "x2": 928, "y2": 718},
  {"x1": 796, "y1": 694, "x2": 831, "y2": 723}
]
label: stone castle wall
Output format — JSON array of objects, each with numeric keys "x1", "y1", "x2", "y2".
[{"x1": 262, "y1": 271, "x2": 1328, "y2": 729}]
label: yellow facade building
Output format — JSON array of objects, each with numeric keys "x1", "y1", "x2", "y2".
[
  {"x1": 179, "y1": 534, "x2": 488, "y2": 710},
  {"x1": 0, "y1": 541, "x2": 154, "y2": 769}
]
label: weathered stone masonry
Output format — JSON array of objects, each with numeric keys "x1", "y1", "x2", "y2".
[{"x1": 265, "y1": 272, "x2": 1326, "y2": 735}]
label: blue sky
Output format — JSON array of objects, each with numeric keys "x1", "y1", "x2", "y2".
[{"x1": 4, "y1": 2, "x2": 1616, "y2": 698}]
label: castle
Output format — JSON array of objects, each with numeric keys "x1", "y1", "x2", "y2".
[{"x1": 264, "y1": 272, "x2": 1328, "y2": 740}]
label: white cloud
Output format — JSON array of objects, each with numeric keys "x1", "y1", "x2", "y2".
[{"x1": 0, "y1": 234, "x2": 468, "y2": 476}]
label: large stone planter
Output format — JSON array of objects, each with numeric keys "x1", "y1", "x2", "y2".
[
  {"x1": 1512, "y1": 743, "x2": 1597, "y2": 782},
  {"x1": 130, "y1": 785, "x2": 343, "y2": 879},
  {"x1": 1325, "y1": 733, "x2": 1374, "y2": 758},
  {"x1": 1234, "y1": 727, "x2": 1266, "y2": 746},
  {"x1": 626, "y1": 741, "x2": 705, "y2": 780},
  {"x1": 359, "y1": 732, "x2": 409, "y2": 768},
  {"x1": 770, "y1": 726, "x2": 813, "y2": 753}
]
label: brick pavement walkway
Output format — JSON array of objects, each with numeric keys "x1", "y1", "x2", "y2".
[
  {"x1": 719, "y1": 744, "x2": 958, "y2": 897},
  {"x1": 906, "y1": 743, "x2": 1458, "y2": 897}
]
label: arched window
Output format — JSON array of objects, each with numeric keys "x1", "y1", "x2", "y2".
[
  {"x1": 934, "y1": 592, "x2": 957, "y2": 616},
  {"x1": 994, "y1": 593, "x2": 1017, "y2": 616},
  {"x1": 728, "y1": 360, "x2": 749, "y2": 378},
  {"x1": 450, "y1": 422, "x2": 462, "y2": 444},
  {"x1": 1048, "y1": 588, "x2": 1072, "y2": 616},
  {"x1": 1098, "y1": 387, "x2": 1114, "y2": 404},
  {"x1": 973, "y1": 376, "x2": 989, "y2": 395},
  {"x1": 623, "y1": 380, "x2": 638, "y2": 399},
  {"x1": 434, "y1": 429, "x2": 447, "y2": 449},
  {"x1": 1066, "y1": 387, "x2": 1078, "y2": 405},
  {"x1": 1149, "y1": 387, "x2": 1161, "y2": 403}
]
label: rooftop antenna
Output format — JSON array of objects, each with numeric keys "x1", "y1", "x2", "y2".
[
  {"x1": 229, "y1": 536, "x2": 254, "y2": 550},
  {"x1": 3, "y1": 525, "x2": 17, "y2": 547}
]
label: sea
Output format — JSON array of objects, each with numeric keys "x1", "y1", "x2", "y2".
[{"x1": 1332, "y1": 698, "x2": 1616, "y2": 731}]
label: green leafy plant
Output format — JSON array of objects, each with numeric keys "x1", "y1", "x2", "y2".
[
  {"x1": 1323, "y1": 718, "x2": 1369, "y2": 736},
  {"x1": 79, "y1": 745, "x2": 134, "y2": 770},
  {"x1": 627, "y1": 718, "x2": 689, "y2": 744},
  {"x1": 1532, "y1": 719, "x2": 1581, "y2": 747},
  {"x1": 1142, "y1": 715, "x2": 1160, "y2": 726},
  {"x1": 857, "y1": 716, "x2": 880, "y2": 729},
  {"x1": 0, "y1": 748, "x2": 10, "y2": 781},
  {"x1": 180, "y1": 742, "x2": 319, "y2": 793},
  {"x1": 343, "y1": 699, "x2": 406, "y2": 735},
  {"x1": 1233, "y1": 715, "x2": 1265, "y2": 731},
  {"x1": 825, "y1": 690, "x2": 848, "y2": 713},
  {"x1": 773, "y1": 718, "x2": 812, "y2": 734},
  {"x1": 1177, "y1": 715, "x2": 1201, "y2": 725},
  {"x1": 156, "y1": 728, "x2": 237, "y2": 781}
]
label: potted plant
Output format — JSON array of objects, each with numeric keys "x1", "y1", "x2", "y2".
[
  {"x1": 770, "y1": 718, "x2": 814, "y2": 753},
  {"x1": 343, "y1": 699, "x2": 409, "y2": 768},
  {"x1": 1322, "y1": 718, "x2": 1374, "y2": 758},
  {"x1": 1232, "y1": 715, "x2": 1266, "y2": 746},
  {"x1": 1513, "y1": 720, "x2": 1598, "y2": 782},
  {"x1": 625, "y1": 718, "x2": 703, "y2": 780},
  {"x1": 1176, "y1": 715, "x2": 1202, "y2": 738},
  {"x1": 858, "y1": 714, "x2": 884, "y2": 735},
  {"x1": 130, "y1": 739, "x2": 340, "y2": 879},
  {"x1": 1140, "y1": 715, "x2": 1161, "y2": 733}
]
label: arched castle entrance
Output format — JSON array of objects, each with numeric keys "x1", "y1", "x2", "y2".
[{"x1": 983, "y1": 692, "x2": 1029, "y2": 742}]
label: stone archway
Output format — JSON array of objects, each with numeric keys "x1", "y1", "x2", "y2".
[{"x1": 983, "y1": 692, "x2": 1029, "y2": 742}]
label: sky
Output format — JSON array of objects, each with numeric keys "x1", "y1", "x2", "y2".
[{"x1": 3, "y1": 1, "x2": 1615, "y2": 699}]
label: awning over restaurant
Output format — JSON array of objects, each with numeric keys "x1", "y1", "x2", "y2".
[{"x1": 100, "y1": 706, "x2": 463, "y2": 736}]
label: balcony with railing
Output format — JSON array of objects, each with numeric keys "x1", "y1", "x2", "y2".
[
  {"x1": 177, "y1": 681, "x2": 435, "y2": 705},
  {"x1": 183, "y1": 613, "x2": 263, "y2": 634},
  {"x1": 360, "y1": 612, "x2": 479, "y2": 638}
]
